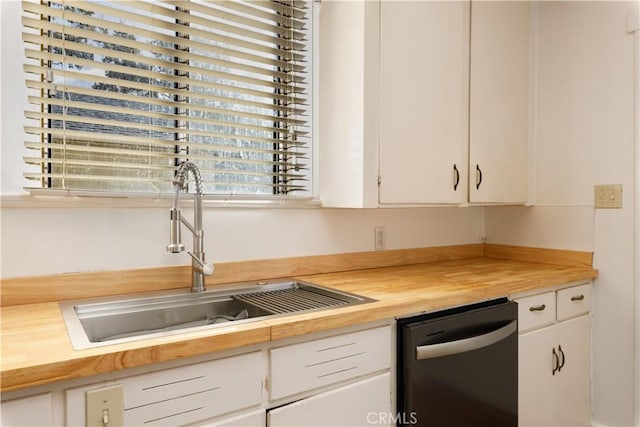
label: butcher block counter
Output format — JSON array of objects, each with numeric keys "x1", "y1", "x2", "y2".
[{"x1": 0, "y1": 244, "x2": 598, "y2": 392}]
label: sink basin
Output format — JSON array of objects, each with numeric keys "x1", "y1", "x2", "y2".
[{"x1": 60, "y1": 280, "x2": 375, "y2": 349}]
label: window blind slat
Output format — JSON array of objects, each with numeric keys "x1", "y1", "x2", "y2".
[
  {"x1": 25, "y1": 126, "x2": 309, "y2": 153},
  {"x1": 23, "y1": 173, "x2": 308, "y2": 190},
  {"x1": 23, "y1": 173, "x2": 308, "y2": 189},
  {"x1": 23, "y1": 2, "x2": 307, "y2": 62},
  {"x1": 171, "y1": 0, "x2": 310, "y2": 28},
  {"x1": 25, "y1": 48, "x2": 308, "y2": 105},
  {"x1": 26, "y1": 107, "x2": 309, "y2": 141},
  {"x1": 79, "y1": 0, "x2": 309, "y2": 41},
  {"x1": 24, "y1": 143, "x2": 308, "y2": 166},
  {"x1": 24, "y1": 155, "x2": 309, "y2": 175},
  {"x1": 140, "y1": 0, "x2": 308, "y2": 42},
  {"x1": 22, "y1": 15, "x2": 306, "y2": 73},
  {"x1": 22, "y1": 31, "x2": 307, "y2": 85},
  {"x1": 24, "y1": 74, "x2": 308, "y2": 117}
]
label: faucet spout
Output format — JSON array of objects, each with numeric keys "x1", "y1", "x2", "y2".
[{"x1": 167, "y1": 162, "x2": 214, "y2": 292}]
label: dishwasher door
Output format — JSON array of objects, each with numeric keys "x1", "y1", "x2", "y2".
[{"x1": 397, "y1": 298, "x2": 518, "y2": 427}]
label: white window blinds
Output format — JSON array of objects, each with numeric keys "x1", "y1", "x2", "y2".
[{"x1": 22, "y1": 0, "x2": 312, "y2": 197}]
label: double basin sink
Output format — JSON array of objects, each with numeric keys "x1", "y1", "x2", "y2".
[{"x1": 60, "y1": 280, "x2": 375, "y2": 350}]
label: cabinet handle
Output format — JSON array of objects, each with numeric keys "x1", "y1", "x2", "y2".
[
  {"x1": 558, "y1": 345, "x2": 566, "y2": 372},
  {"x1": 529, "y1": 304, "x2": 546, "y2": 312},
  {"x1": 453, "y1": 164, "x2": 460, "y2": 191},
  {"x1": 571, "y1": 295, "x2": 585, "y2": 302},
  {"x1": 552, "y1": 348, "x2": 559, "y2": 375},
  {"x1": 475, "y1": 164, "x2": 483, "y2": 190}
]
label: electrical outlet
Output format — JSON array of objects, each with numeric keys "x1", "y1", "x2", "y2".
[
  {"x1": 86, "y1": 385, "x2": 124, "y2": 427},
  {"x1": 374, "y1": 226, "x2": 386, "y2": 250},
  {"x1": 594, "y1": 184, "x2": 622, "y2": 209}
]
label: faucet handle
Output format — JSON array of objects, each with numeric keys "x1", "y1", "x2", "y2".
[
  {"x1": 187, "y1": 251, "x2": 215, "y2": 276},
  {"x1": 201, "y1": 263, "x2": 215, "y2": 276}
]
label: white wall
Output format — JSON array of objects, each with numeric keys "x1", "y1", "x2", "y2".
[
  {"x1": 0, "y1": 205, "x2": 484, "y2": 279},
  {"x1": 486, "y1": 2, "x2": 639, "y2": 426}
]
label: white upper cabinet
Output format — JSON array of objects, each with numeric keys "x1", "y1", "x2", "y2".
[
  {"x1": 318, "y1": 0, "x2": 530, "y2": 207},
  {"x1": 469, "y1": 1, "x2": 530, "y2": 204},
  {"x1": 379, "y1": 1, "x2": 469, "y2": 205}
]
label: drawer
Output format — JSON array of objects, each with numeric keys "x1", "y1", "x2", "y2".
[
  {"x1": 122, "y1": 352, "x2": 262, "y2": 425},
  {"x1": 557, "y1": 283, "x2": 592, "y2": 321},
  {"x1": 517, "y1": 292, "x2": 556, "y2": 333},
  {"x1": 66, "y1": 352, "x2": 263, "y2": 426},
  {"x1": 270, "y1": 326, "x2": 391, "y2": 400},
  {"x1": 267, "y1": 373, "x2": 391, "y2": 426}
]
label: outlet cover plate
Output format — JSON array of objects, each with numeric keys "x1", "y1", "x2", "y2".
[{"x1": 374, "y1": 226, "x2": 386, "y2": 250}]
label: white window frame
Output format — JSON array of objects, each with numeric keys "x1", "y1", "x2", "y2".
[{"x1": 16, "y1": 0, "x2": 316, "y2": 206}]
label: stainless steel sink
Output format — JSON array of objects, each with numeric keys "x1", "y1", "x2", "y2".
[{"x1": 60, "y1": 280, "x2": 375, "y2": 349}]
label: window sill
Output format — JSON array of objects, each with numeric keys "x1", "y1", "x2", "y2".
[{"x1": 0, "y1": 193, "x2": 322, "y2": 209}]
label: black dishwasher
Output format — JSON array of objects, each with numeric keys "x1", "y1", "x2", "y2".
[{"x1": 397, "y1": 298, "x2": 518, "y2": 427}]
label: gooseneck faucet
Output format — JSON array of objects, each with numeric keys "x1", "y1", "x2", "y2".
[{"x1": 167, "y1": 162, "x2": 214, "y2": 293}]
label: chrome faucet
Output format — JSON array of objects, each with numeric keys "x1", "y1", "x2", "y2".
[{"x1": 167, "y1": 161, "x2": 214, "y2": 293}]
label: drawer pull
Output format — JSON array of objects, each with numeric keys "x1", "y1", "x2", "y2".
[
  {"x1": 529, "y1": 304, "x2": 546, "y2": 312},
  {"x1": 571, "y1": 295, "x2": 585, "y2": 302},
  {"x1": 552, "y1": 348, "x2": 559, "y2": 375}
]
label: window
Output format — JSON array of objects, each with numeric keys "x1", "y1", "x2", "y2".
[{"x1": 22, "y1": 0, "x2": 312, "y2": 198}]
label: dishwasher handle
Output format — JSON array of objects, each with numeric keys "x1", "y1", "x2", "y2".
[{"x1": 416, "y1": 320, "x2": 517, "y2": 360}]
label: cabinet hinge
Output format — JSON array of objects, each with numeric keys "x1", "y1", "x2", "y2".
[{"x1": 377, "y1": 174, "x2": 382, "y2": 186}]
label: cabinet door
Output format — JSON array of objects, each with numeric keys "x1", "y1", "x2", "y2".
[
  {"x1": 519, "y1": 316, "x2": 591, "y2": 427},
  {"x1": 379, "y1": 1, "x2": 469, "y2": 205},
  {"x1": 0, "y1": 393, "x2": 53, "y2": 427},
  {"x1": 198, "y1": 409, "x2": 266, "y2": 427},
  {"x1": 555, "y1": 315, "x2": 591, "y2": 426},
  {"x1": 518, "y1": 326, "x2": 557, "y2": 427},
  {"x1": 469, "y1": 1, "x2": 529, "y2": 203},
  {"x1": 267, "y1": 373, "x2": 391, "y2": 427}
]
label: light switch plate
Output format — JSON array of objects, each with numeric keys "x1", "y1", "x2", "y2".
[
  {"x1": 594, "y1": 184, "x2": 622, "y2": 209},
  {"x1": 86, "y1": 385, "x2": 124, "y2": 427}
]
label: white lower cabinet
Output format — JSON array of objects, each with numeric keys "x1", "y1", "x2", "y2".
[
  {"x1": 268, "y1": 373, "x2": 391, "y2": 427},
  {"x1": 0, "y1": 393, "x2": 53, "y2": 426},
  {"x1": 268, "y1": 326, "x2": 392, "y2": 427},
  {"x1": 517, "y1": 283, "x2": 591, "y2": 427},
  {"x1": 59, "y1": 324, "x2": 392, "y2": 427}
]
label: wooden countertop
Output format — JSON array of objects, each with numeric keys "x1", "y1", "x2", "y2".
[{"x1": 0, "y1": 248, "x2": 598, "y2": 392}]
